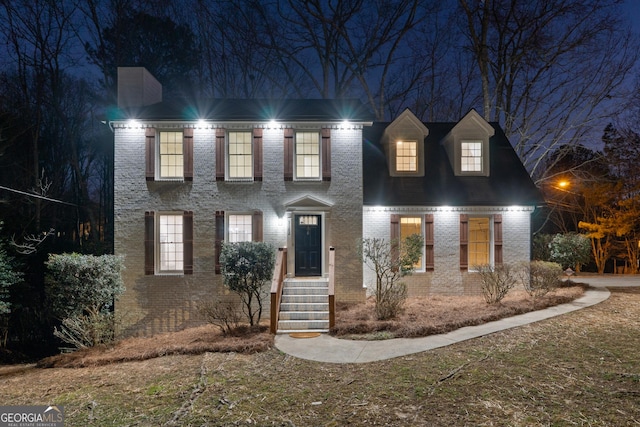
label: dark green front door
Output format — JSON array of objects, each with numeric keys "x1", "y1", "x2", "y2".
[{"x1": 294, "y1": 214, "x2": 322, "y2": 276}]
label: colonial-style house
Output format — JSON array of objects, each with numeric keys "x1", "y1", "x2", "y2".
[{"x1": 111, "y1": 67, "x2": 543, "y2": 336}]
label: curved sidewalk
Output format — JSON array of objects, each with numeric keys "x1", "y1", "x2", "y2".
[{"x1": 274, "y1": 287, "x2": 611, "y2": 364}]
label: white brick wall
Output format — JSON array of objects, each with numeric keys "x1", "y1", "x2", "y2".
[
  {"x1": 362, "y1": 206, "x2": 534, "y2": 297},
  {"x1": 114, "y1": 124, "x2": 364, "y2": 336}
]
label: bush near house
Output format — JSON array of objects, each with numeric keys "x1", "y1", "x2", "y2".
[
  {"x1": 220, "y1": 242, "x2": 275, "y2": 327},
  {"x1": 475, "y1": 264, "x2": 517, "y2": 304},
  {"x1": 45, "y1": 253, "x2": 125, "y2": 349},
  {"x1": 359, "y1": 234, "x2": 423, "y2": 320},
  {"x1": 518, "y1": 261, "x2": 563, "y2": 299}
]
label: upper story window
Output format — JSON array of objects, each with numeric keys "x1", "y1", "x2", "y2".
[
  {"x1": 295, "y1": 131, "x2": 320, "y2": 179},
  {"x1": 461, "y1": 141, "x2": 482, "y2": 173},
  {"x1": 228, "y1": 131, "x2": 253, "y2": 180},
  {"x1": 396, "y1": 141, "x2": 417, "y2": 172},
  {"x1": 159, "y1": 131, "x2": 184, "y2": 179},
  {"x1": 228, "y1": 214, "x2": 253, "y2": 242}
]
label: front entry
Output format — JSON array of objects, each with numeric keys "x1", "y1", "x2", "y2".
[{"x1": 294, "y1": 214, "x2": 322, "y2": 276}]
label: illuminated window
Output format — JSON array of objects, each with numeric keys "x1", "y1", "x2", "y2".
[
  {"x1": 468, "y1": 217, "x2": 490, "y2": 266},
  {"x1": 461, "y1": 141, "x2": 482, "y2": 172},
  {"x1": 228, "y1": 214, "x2": 252, "y2": 242},
  {"x1": 295, "y1": 131, "x2": 320, "y2": 179},
  {"x1": 228, "y1": 131, "x2": 253, "y2": 179},
  {"x1": 400, "y1": 216, "x2": 423, "y2": 268},
  {"x1": 396, "y1": 141, "x2": 417, "y2": 172},
  {"x1": 159, "y1": 131, "x2": 184, "y2": 178},
  {"x1": 159, "y1": 214, "x2": 183, "y2": 271}
]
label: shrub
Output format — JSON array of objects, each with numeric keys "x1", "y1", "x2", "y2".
[
  {"x1": 549, "y1": 233, "x2": 591, "y2": 271},
  {"x1": 198, "y1": 299, "x2": 242, "y2": 336},
  {"x1": 53, "y1": 307, "x2": 116, "y2": 350},
  {"x1": 475, "y1": 264, "x2": 517, "y2": 304},
  {"x1": 220, "y1": 242, "x2": 275, "y2": 326},
  {"x1": 359, "y1": 234, "x2": 423, "y2": 320},
  {"x1": 45, "y1": 253, "x2": 125, "y2": 350},
  {"x1": 520, "y1": 261, "x2": 562, "y2": 299}
]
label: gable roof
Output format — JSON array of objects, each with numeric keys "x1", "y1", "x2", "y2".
[
  {"x1": 363, "y1": 121, "x2": 544, "y2": 207},
  {"x1": 110, "y1": 98, "x2": 374, "y2": 124}
]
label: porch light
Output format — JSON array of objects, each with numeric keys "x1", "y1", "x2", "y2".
[
  {"x1": 341, "y1": 120, "x2": 350, "y2": 129},
  {"x1": 268, "y1": 120, "x2": 278, "y2": 129},
  {"x1": 196, "y1": 119, "x2": 207, "y2": 128},
  {"x1": 127, "y1": 119, "x2": 140, "y2": 128}
]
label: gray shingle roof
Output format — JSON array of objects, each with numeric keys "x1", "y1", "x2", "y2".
[
  {"x1": 111, "y1": 98, "x2": 374, "y2": 123},
  {"x1": 363, "y1": 122, "x2": 544, "y2": 207}
]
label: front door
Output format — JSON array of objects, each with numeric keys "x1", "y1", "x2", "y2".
[{"x1": 295, "y1": 214, "x2": 322, "y2": 276}]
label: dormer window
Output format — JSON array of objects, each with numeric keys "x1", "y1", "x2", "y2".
[
  {"x1": 396, "y1": 141, "x2": 417, "y2": 172},
  {"x1": 381, "y1": 109, "x2": 428, "y2": 177},
  {"x1": 441, "y1": 109, "x2": 494, "y2": 177},
  {"x1": 461, "y1": 140, "x2": 482, "y2": 172}
]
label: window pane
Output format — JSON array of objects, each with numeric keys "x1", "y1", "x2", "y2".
[
  {"x1": 396, "y1": 141, "x2": 417, "y2": 172},
  {"x1": 400, "y1": 216, "x2": 422, "y2": 268},
  {"x1": 468, "y1": 217, "x2": 490, "y2": 266},
  {"x1": 159, "y1": 214, "x2": 183, "y2": 271},
  {"x1": 159, "y1": 131, "x2": 184, "y2": 178},
  {"x1": 228, "y1": 131, "x2": 253, "y2": 179},
  {"x1": 229, "y1": 214, "x2": 252, "y2": 242},
  {"x1": 295, "y1": 132, "x2": 320, "y2": 178},
  {"x1": 461, "y1": 141, "x2": 482, "y2": 172}
]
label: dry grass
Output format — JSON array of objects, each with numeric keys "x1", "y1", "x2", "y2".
[
  {"x1": 31, "y1": 284, "x2": 584, "y2": 369},
  {"x1": 0, "y1": 286, "x2": 637, "y2": 426},
  {"x1": 332, "y1": 285, "x2": 585, "y2": 338}
]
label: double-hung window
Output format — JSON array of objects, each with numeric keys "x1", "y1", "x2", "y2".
[
  {"x1": 159, "y1": 131, "x2": 184, "y2": 179},
  {"x1": 461, "y1": 141, "x2": 482, "y2": 173},
  {"x1": 396, "y1": 141, "x2": 417, "y2": 172},
  {"x1": 159, "y1": 214, "x2": 184, "y2": 271},
  {"x1": 228, "y1": 214, "x2": 253, "y2": 242},
  {"x1": 228, "y1": 131, "x2": 253, "y2": 180},
  {"x1": 145, "y1": 211, "x2": 193, "y2": 275},
  {"x1": 400, "y1": 216, "x2": 423, "y2": 269},
  {"x1": 295, "y1": 131, "x2": 320, "y2": 179},
  {"x1": 468, "y1": 217, "x2": 490, "y2": 267}
]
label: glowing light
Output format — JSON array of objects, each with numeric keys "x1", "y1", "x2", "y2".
[
  {"x1": 196, "y1": 120, "x2": 207, "y2": 128},
  {"x1": 341, "y1": 120, "x2": 350, "y2": 128},
  {"x1": 269, "y1": 120, "x2": 278, "y2": 128},
  {"x1": 127, "y1": 119, "x2": 139, "y2": 128},
  {"x1": 558, "y1": 180, "x2": 569, "y2": 188}
]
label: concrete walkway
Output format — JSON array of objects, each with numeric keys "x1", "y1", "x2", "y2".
[{"x1": 274, "y1": 283, "x2": 614, "y2": 364}]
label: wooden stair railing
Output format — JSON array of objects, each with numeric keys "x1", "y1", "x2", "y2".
[
  {"x1": 328, "y1": 247, "x2": 336, "y2": 329},
  {"x1": 270, "y1": 247, "x2": 287, "y2": 334}
]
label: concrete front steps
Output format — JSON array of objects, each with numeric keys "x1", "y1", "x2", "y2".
[{"x1": 277, "y1": 278, "x2": 330, "y2": 333}]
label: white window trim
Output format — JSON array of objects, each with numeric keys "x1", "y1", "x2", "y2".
[
  {"x1": 467, "y1": 216, "x2": 493, "y2": 271},
  {"x1": 226, "y1": 130, "x2": 254, "y2": 182},
  {"x1": 156, "y1": 212, "x2": 185, "y2": 275},
  {"x1": 294, "y1": 130, "x2": 322, "y2": 181},
  {"x1": 400, "y1": 215, "x2": 425, "y2": 272},
  {"x1": 157, "y1": 130, "x2": 185, "y2": 181},
  {"x1": 226, "y1": 212, "x2": 253, "y2": 243}
]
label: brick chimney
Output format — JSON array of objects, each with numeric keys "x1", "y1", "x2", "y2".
[{"x1": 117, "y1": 67, "x2": 162, "y2": 109}]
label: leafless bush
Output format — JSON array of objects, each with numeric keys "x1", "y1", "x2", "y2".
[
  {"x1": 197, "y1": 300, "x2": 242, "y2": 336},
  {"x1": 475, "y1": 264, "x2": 517, "y2": 304},
  {"x1": 518, "y1": 261, "x2": 562, "y2": 299},
  {"x1": 53, "y1": 307, "x2": 116, "y2": 351},
  {"x1": 375, "y1": 281, "x2": 407, "y2": 320}
]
